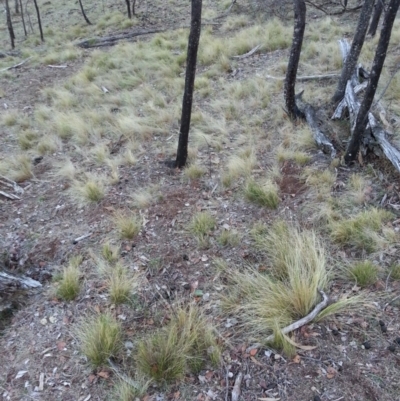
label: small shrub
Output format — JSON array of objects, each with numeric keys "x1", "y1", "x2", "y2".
[
  {"x1": 349, "y1": 260, "x2": 378, "y2": 287},
  {"x1": 244, "y1": 179, "x2": 280, "y2": 208},
  {"x1": 77, "y1": 313, "x2": 122, "y2": 367}
]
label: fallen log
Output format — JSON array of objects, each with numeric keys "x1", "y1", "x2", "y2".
[
  {"x1": 296, "y1": 93, "x2": 337, "y2": 158},
  {"x1": 0, "y1": 271, "x2": 42, "y2": 293},
  {"x1": 76, "y1": 28, "x2": 166, "y2": 48}
]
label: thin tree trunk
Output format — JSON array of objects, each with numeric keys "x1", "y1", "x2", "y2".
[
  {"x1": 132, "y1": 0, "x2": 136, "y2": 15},
  {"x1": 5, "y1": 0, "x2": 15, "y2": 49},
  {"x1": 125, "y1": 0, "x2": 132, "y2": 18},
  {"x1": 25, "y1": 0, "x2": 34, "y2": 33},
  {"x1": 345, "y1": 0, "x2": 400, "y2": 163},
  {"x1": 368, "y1": 0, "x2": 384, "y2": 36},
  {"x1": 284, "y1": 0, "x2": 307, "y2": 120},
  {"x1": 32, "y1": 0, "x2": 44, "y2": 42},
  {"x1": 332, "y1": 0, "x2": 375, "y2": 103},
  {"x1": 175, "y1": 0, "x2": 202, "y2": 169},
  {"x1": 19, "y1": 0, "x2": 27, "y2": 36},
  {"x1": 78, "y1": 0, "x2": 92, "y2": 25},
  {"x1": 15, "y1": 0, "x2": 19, "y2": 13}
]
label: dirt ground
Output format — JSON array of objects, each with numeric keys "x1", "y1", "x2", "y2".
[{"x1": 1, "y1": 1, "x2": 400, "y2": 401}]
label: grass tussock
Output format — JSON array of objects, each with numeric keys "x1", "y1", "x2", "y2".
[
  {"x1": 56, "y1": 255, "x2": 82, "y2": 301},
  {"x1": 77, "y1": 313, "x2": 122, "y2": 367},
  {"x1": 244, "y1": 179, "x2": 280, "y2": 209},
  {"x1": 189, "y1": 211, "x2": 216, "y2": 240},
  {"x1": 390, "y1": 264, "x2": 400, "y2": 280},
  {"x1": 107, "y1": 263, "x2": 140, "y2": 305},
  {"x1": 71, "y1": 175, "x2": 106, "y2": 203},
  {"x1": 223, "y1": 222, "x2": 360, "y2": 343},
  {"x1": 136, "y1": 304, "x2": 220, "y2": 383},
  {"x1": 349, "y1": 260, "x2": 379, "y2": 287},
  {"x1": 330, "y1": 208, "x2": 394, "y2": 252},
  {"x1": 112, "y1": 377, "x2": 150, "y2": 401},
  {"x1": 101, "y1": 242, "x2": 120, "y2": 264},
  {"x1": 113, "y1": 211, "x2": 141, "y2": 239}
]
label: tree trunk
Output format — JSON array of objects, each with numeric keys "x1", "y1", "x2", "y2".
[
  {"x1": 5, "y1": 0, "x2": 15, "y2": 49},
  {"x1": 345, "y1": 0, "x2": 400, "y2": 163},
  {"x1": 15, "y1": 0, "x2": 19, "y2": 13},
  {"x1": 132, "y1": 0, "x2": 136, "y2": 15},
  {"x1": 78, "y1": 0, "x2": 92, "y2": 25},
  {"x1": 332, "y1": 0, "x2": 375, "y2": 103},
  {"x1": 125, "y1": 0, "x2": 132, "y2": 18},
  {"x1": 284, "y1": 0, "x2": 306, "y2": 120},
  {"x1": 368, "y1": 0, "x2": 384, "y2": 36},
  {"x1": 33, "y1": 0, "x2": 44, "y2": 42},
  {"x1": 25, "y1": 0, "x2": 34, "y2": 33},
  {"x1": 175, "y1": 0, "x2": 202, "y2": 169},
  {"x1": 19, "y1": 0, "x2": 27, "y2": 36}
]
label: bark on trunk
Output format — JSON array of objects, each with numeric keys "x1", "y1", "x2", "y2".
[
  {"x1": 5, "y1": 0, "x2": 15, "y2": 49},
  {"x1": 368, "y1": 0, "x2": 385, "y2": 36},
  {"x1": 345, "y1": 0, "x2": 400, "y2": 163},
  {"x1": 78, "y1": 0, "x2": 92, "y2": 25},
  {"x1": 175, "y1": 0, "x2": 202, "y2": 169},
  {"x1": 125, "y1": 0, "x2": 132, "y2": 18},
  {"x1": 33, "y1": 0, "x2": 44, "y2": 42},
  {"x1": 132, "y1": 0, "x2": 136, "y2": 15},
  {"x1": 15, "y1": 0, "x2": 19, "y2": 13},
  {"x1": 284, "y1": 0, "x2": 306, "y2": 120},
  {"x1": 332, "y1": 0, "x2": 375, "y2": 103},
  {"x1": 19, "y1": 0, "x2": 27, "y2": 36}
]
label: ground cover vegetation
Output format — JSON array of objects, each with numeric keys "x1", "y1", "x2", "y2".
[{"x1": 1, "y1": 1, "x2": 400, "y2": 400}]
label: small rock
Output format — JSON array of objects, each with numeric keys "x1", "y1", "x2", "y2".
[
  {"x1": 379, "y1": 320, "x2": 385, "y2": 327},
  {"x1": 394, "y1": 337, "x2": 400, "y2": 345},
  {"x1": 314, "y1": 396, "x2": 321, "y2": 401},
  {"x1": 381, "y1": 325, "x2": 388, "y2": 333},
  {"x1": 362, "y1": 341, "x2": 371, "y2": 350},
  {"x1": 387, "y1": 345, "x2": 396, "y2": 352}
]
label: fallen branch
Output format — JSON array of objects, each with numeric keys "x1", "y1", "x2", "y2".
[
  {"x1": 232, "y1": 44, "x2": 261, "y2": 59},
  {"x1": 0, "y1": 190, "x2": 20, "y2": 200},
  {"x1": 76, "y1": 23, "x2": 220, "y2": 49},
  {"x1": 231, "y1": 372, "x2": 243, "y2": 401},
  {"x1": 0, "y1": 57, "x2": 32, "y2": 72},
  {"x1": 72, "y1": 232, "x2": 92, "y2": 244},
  {"x1": 296, "y1": 94, "x2": 337, "y2": 158},
  {"x1": 265, "y1": 290, "x2": 329, "y2": 343},
  {"x1": 47, "y1": 64, "x2": 67, "y2": 68},
  {"x1": 0, "y1": 271, "x2": 42, "y2": 293},
  {"x1": 265, "y1": 73, "x2": 339, "y2": 82}
]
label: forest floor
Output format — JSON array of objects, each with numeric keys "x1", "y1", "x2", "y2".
[{"x1": 1, "y1": 1, "x2": 400, "y2": 400}]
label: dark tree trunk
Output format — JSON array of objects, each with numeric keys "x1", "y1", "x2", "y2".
[
  {"x1": 368, "y1": 0, "x2": 384, "y2": 36},
  {"x1": 125, "y1": 0, "x2": 132, "y2": 18},
  {"x1": 15, "y1": 0, "x2": 19, "y2": 13},
  {"x1": 345, "y1": 0, "x2": 400, "y2": 163},
  {"x1": 32, "y1": 0, "x2": 44, "y2": 42},
  {"x1": 5, "y1": 0, "x2": 15, "y2": 49},
  {"x1": 332, "y1": 0, "x2": 375, "y2": 103},
  {"x1": 19, "y1": 0, "x2": 27, "y2": 36},
  {"x1": 132, "y1": 0, "x2": 136, "y2": 15},
  {"x1": 175, "y1": 0, "x2": 202, "y2": 169},
  {"x1": 78, "y1": 0, "x2": 92, "y2": 25},
  {"x1": 284, "y1": 0, "x2": 307, "y2": 120}
]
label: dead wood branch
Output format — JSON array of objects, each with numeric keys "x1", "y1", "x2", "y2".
[
  {"x1": 265, "y1": 73, "x2": 339, "y2": 82},
  {"x1": 231, "y1": 372, "x2": 243, "y2": 401},
  {"x1": 0, "y1": 190, "x2": 20, "y2": 200},
  {"x1": 0, "y1": 271, "x2": 42, "y2": 293},
  {"x1": 76, "y1": 23, "x2": 220, "y2": 48},
  {"x1": 296, "y1": 94, "x2": 336, "y2": 158},
  {"x1": 265, "y1": 290, "x2": 329, "y2": 343},
  {"x1": 0, "y1": 57, "x2": 32, "y2": 72},
  {"x1": 232, "y1": 44, "x2": 261, "y2": 59}
]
